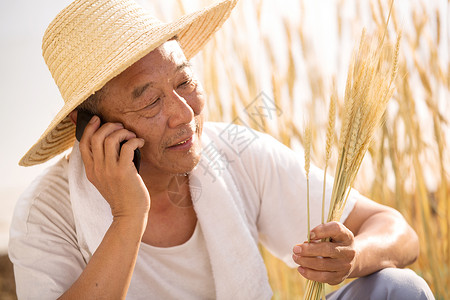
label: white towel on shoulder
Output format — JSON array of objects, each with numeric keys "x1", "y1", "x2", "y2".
[{"x1": 68, "y1": 137, "x2": 272, "y2": 299}]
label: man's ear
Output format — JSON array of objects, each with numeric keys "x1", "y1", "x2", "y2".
[{"x1": 69, "y1": 110, "x2": 78, "y2": 125}]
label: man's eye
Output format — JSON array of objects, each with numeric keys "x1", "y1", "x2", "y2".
[
  {"x1": 146, "y1": 97, "x2": 160, "y2": 108},
  {"x1": 177, "y1": 79, "x2": 192, "y2": 89}
]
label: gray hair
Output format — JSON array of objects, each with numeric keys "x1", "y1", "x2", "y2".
[{"x1": 76, "y1": 87, "x2": 106, "y2": 114}]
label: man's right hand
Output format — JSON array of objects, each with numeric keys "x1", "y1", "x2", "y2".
[
  {"x1": 78, "y1": 114, "x2": 150, "y2": 220},
  {"x1": 59, "y1": 114, "x2": 150, "y2": 299}
]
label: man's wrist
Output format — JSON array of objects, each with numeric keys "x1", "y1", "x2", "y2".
[
  {"x1": 348, "y1": 236, "x2": 370, "y2": 278},
  {"x1": 111, "y1": 214, "x2": 148, "y2": 239}
]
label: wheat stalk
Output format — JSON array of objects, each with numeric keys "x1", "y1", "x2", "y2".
[
  {"x1": 303, "y1": 29, "x2": 400, "y2": 300},
  {"x1": 304, "y1": 123, "x2": 312, "y2": 242}
]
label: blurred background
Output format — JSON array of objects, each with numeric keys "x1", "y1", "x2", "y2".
[{"x1": 0, "y1": 0, "x2": 448, "y2": 299}]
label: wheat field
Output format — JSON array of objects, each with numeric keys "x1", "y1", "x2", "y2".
[
  {"x1": 95, "y1": 0, "x2": 450, "y2": 298},
  {"x1": 0, "y1": 0, "x2": 446, "y2": 299},
  {"x1": 183, "y1": 0, "x2": 449, "y2": 298},
  {"x1": 4, "y1": 0, "x2": 446, "y2": 299}
]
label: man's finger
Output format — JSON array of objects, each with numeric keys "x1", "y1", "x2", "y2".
[
  {"x1": 90, "y1": 122, "x2": 124, "y2": 165},
  {"x1": 104, "y1": 129, "x2": 136, "y2": 164},
  {"x1": 296, "y1": 241, "x2": 338, "y2": 258},
  {"x1": 118, "y1": 138, "x2": 145, "y2": 171},
  {"x1": 297, "y1": 266, "x2": 342, "y2": 285},
  {"x1": 310, "y1": 221, "x2": 354, "y2": 244},
  {"x1": 79, "y1": 115, "x2": 101, "y2": 167},
  {"x1": 292, "y1": 254, "x2": 343, "y2": 272}
]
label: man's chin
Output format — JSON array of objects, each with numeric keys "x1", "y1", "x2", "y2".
[
  {"x1": 185, "y1": 136, "x2": 202, "y2": 170},
  {"x1": 168, "y1": 148, "x2": 202, "y2": 175},
  {"x1": 165, "y1": 158, "x2": 199, "y2": 177},
  {"x1": 182, "y1": 152, "x2": 202, "y2": 173}
]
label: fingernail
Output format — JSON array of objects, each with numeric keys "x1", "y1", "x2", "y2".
[
  {"x1": 310, "y1": 232, "x2": 316, "y2": 239},
  {"x1": 293, "y1": 245, "x2": 302, "y2": 254},
  {"x1": 89, "y1": 115, "x2": 98, "y2": 123}
]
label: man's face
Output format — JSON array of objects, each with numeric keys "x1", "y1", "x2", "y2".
[{"x1": 98, "y1": 40, "x2": 205, "y2": 176}]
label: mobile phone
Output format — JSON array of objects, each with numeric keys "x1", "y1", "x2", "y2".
[{"x1": 75, "y1": 110, "x2": 141, "y2": 173}]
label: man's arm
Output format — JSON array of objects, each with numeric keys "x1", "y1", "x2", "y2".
[
  {"x1": 345, "y1": 196, "x2": 419, "y2": 277},
  {"x1": 59, "y1": 216, "x2": 146, "y2": 299},
  {"x1": 60, "y1": 114, "x2": 149, "y2": 299},
  {"x1": 292, "y1": 196, "x2": 419, "y2": 285}
]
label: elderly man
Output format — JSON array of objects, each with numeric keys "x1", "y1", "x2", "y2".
[{"x1": 9, "y1": 0, "x2": 434, "y2": 299}]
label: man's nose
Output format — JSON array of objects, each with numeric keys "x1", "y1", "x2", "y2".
[{"x1": 166, "y1": 90, "x2": 194, "y2": 128}]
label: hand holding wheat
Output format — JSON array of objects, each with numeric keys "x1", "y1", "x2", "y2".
[{"x1": 293, "y1": 222, "x2": 357, "y2": 285}]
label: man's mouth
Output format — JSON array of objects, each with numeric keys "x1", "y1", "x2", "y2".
[
  {"x1": 168, "y1": 134, "x2": 195, "y2": 150},
  {"x1": 172, "y1": 136, "x2": 192, "y2": 146},
  {"x1": 167, "y1": 120, "x2": 201, "y2": 150}
]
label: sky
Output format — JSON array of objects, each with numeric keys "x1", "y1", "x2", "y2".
[{"x1": 0, "y1": 0, "x2": 72, "y2": 252}]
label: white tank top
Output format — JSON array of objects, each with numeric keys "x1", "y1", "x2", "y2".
[{"x1": 127, "y1": 222, "x2": 216, "y2": 299}]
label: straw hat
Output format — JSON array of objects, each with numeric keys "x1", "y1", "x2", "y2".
[{"x1": 19, "y1": 0, "x2": 237, "y2": 167}]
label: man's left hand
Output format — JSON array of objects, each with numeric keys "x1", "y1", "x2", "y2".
[{"x1": 292, "y1": 221, "x2": 357, "y2": 285}]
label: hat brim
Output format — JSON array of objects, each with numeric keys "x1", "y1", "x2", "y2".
[{"x1": 19, "y1": 0, "x2": 237, "y2": 167}]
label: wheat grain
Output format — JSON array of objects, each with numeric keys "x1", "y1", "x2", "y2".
[{"x1": 321, "y1": 87, "x2": 337, "y2": 224}]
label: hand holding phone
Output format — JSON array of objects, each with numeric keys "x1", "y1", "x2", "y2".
[{"x1": 75, "y1": 110, "x2": 141, "y2": 173}]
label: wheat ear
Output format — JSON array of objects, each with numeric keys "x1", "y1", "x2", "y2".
[{"x1": 321, "y1": 88, "x2": 336, "y2": 224}]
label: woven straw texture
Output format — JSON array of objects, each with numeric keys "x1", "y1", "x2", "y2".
[{"x1": 20, "y1": 0, "x2": 237, "y2": 166}]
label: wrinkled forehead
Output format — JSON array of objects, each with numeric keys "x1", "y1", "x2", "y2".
[{"x1": 154, "y1": 39, "x2": 186, "y2": 64}]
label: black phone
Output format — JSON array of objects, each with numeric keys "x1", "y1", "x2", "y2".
[{"x1": 75, "y1": 110, "x2": 141, "y2": 173}]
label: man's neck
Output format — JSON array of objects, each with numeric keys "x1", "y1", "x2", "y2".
[
  {"x1": 139, "y1": 168, "x2": 192, "y2": 211},
  {"x1": 139, "y1": 167, "x2": 197, "y2": 247}
]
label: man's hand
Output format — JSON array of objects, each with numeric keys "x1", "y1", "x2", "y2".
[
  {"x1": 79, "y1": 115, "x2": 150, "y2": 220},
  {"x1": 292, "y1": 221, "x2": 357, "y2": 285},
  {"x1": 59, "y1": 114, "x2": 151, "y2": 299}
]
